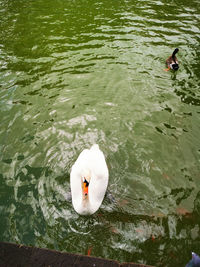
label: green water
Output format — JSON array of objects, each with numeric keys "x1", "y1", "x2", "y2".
[{"x1": 0, "y1": 0, "x2": 200, "y2": 266}]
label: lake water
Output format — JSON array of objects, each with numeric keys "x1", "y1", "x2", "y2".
[{"x1": 0, "y1": 0, "x2": 200, "y2": 266}]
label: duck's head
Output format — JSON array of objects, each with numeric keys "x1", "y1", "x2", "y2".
[{"x1": 173, "y1": 48, "x2": 179, "y2": 55}]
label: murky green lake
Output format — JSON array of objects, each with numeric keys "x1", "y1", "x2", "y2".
[{"x1": 0, "y1": 0, "x2": 200, "y2": 266}]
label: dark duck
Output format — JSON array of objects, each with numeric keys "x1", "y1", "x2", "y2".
[{"x1": 165, "y1": 48, "x2": 179, "y2": 71}]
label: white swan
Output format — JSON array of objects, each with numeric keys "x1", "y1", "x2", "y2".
[{"x1": 70, "y1": 144, "x2": 109, "y2": 215}]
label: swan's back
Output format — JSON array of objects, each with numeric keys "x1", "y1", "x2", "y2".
[
  {"x1": 71, "y1": 145, "x2": 107, "y2": 176},
  {"x1": 87, "y1": 144, "x2": 108, "y2": 178}
]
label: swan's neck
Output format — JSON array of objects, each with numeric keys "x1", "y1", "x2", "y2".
[
  {"x1": 82, "y1": 195, "x2": 90, "y2": 207},
  {"x1": 82, "y1": 190, "x2": 89, "y2": 202},
  {"x1": 78, "y1": 194, "x2": 97, "y2": 215}
]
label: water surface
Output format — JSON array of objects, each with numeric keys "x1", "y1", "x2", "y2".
[{"x1": 0, "y1": 0, "x2": 200, "y2": 266}]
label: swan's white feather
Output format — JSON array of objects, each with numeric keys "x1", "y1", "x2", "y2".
[{"x1": 70, "y1": 144, "x2": 108, "y2": 215}]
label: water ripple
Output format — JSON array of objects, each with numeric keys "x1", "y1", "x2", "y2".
[{"x1": 1, "y1": 0, "x2": 200, "y2": 266}]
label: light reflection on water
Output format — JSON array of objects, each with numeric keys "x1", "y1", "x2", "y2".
[{"x1": 0, "y1": 0, "x2": 200, "y2": 266}]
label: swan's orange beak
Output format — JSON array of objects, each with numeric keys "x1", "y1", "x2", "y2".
[{"x1": 83, "y1": 180, "x2": 89, "y2": 195}]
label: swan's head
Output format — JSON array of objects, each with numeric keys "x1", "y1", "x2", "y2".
[
  {"x1": 82, "y1": 176, "x2": 90, "y2": 197},
  {"x1": 81, "y1": 169, "x2": 91, "y2": 198}
]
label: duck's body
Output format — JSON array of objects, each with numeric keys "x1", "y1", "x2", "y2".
[
  {"x1": 165, "y1": 48, "x2": 179, "y2": 71},
  {"x1": 70, "y1": 144, "x2": 109, "y2": 215}
]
